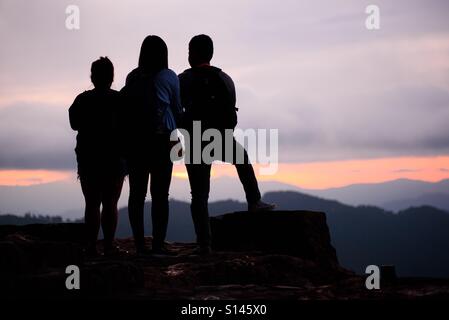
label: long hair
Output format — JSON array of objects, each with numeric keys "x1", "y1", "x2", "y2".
[{"x1": 138, "y1": 35, "x2": 168, "y2": 74}]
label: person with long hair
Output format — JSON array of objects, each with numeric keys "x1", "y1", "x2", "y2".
[
  {"x1": 69, "y1": 57, "x2": 126, "y2": 257},
  {"x1": 121, "y1": 35, "x2": 182, "y2": 255}
]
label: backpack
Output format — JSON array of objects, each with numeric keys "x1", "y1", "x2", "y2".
[{"x1": 188, "y1": 67, "x2": 238, "y2": 130}]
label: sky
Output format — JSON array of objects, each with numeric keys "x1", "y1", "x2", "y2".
[{"x1": 1, "y1": 0, "x2": 449, "y2": 190}]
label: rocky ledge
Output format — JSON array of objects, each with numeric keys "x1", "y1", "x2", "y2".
[{"x1": 1, "y1": 210, "x2": 448, "y2": 299}]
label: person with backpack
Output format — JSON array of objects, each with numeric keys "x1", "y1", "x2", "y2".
[
  {"x1": 121, "y1": 35, "x2": 182, "y2": 255},
  {"x1": 178, "y1": 34, "x2": 275, "y2": 254},
  {"x1": 69, "y1": 57, "x2": 127, "y2": 257}
]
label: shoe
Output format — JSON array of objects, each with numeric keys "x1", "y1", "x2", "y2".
[
  {"x1": 103, "y1": 245, "x2": 129, "y2": 257},
  {"x1": 190, "y1": 245, "x2": 212, "y2": 256},
  {"x1": 135, "y1": 247, "x2": 153, "y2": 258},
  {"x1": 151, "y1": 245, "x2": 177, "y2": 257},
  {"x1": 248, "y1": 200, "x2": 276, "y2": 212}
]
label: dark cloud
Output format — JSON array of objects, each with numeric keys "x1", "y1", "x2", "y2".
[
  {"x1": 0, "y1": 103, "x2": 75, "y2": 169},
  {"x1": 1, "y1": 0, "x2": 449, "y2": 169}
]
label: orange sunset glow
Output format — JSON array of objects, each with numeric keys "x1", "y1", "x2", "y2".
[
  {"x1": 173, "y1": 155, "x2": 449, "y2": 189},
  {"x1": 3, "y1": 156, "x2": 447, "y2": 189},
  {"x1": 0, "y1": 170, "x2": 73, "y2": 186}
]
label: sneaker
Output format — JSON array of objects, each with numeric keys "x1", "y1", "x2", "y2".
[{"x1": 248, "y1": 200, "x2": 276, "y2": 212}]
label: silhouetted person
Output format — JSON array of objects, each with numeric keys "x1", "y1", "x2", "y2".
[
  {"x1": 179, "y1": 35, "x2": 275, "y2": 254},
  {"x1": 121, "y1": 35, "x2": 182, "y2": 255},
  {"x1": 69, "y1": 57, "x2": 126, "y2": 257}
]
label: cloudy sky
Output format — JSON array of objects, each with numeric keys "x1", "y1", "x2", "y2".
[{"x1": 1, "y1": 0, "x2": 449, "y2": 189}]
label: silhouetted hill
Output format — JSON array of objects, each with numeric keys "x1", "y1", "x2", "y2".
[
  {"x1": 383, "y1": 192, "x2": 449, "y2": 212},
  {"x1": 263, "y1": 191, "x2": 449, "y2": 278}
]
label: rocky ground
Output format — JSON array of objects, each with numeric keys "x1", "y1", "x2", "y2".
[{"x1": 83, "y1": 238, "x2": 449, "y2": 300}]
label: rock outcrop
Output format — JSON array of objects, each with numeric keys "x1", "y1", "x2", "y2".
[{"x1": 210, "y1": 210, "x2": 338, "y2": 267}]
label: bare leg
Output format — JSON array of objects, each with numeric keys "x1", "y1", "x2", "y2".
[
  {"x1": 101, "y1": 177, "x2": 124, "y2": 252},
  {"x1": 80, "y1": 177, "x2": 102, "y2": 254}
]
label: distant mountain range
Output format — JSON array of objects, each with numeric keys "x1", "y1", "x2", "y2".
[
  {"x1": 1, "y1": 177, "x2": 448, "y2": 217},
  {"x1": 309, "y1": 179, "x2": 449, "y2": 212},
  {"x1": 3, "y1": 190, "x2": 448, "y2": 278}
]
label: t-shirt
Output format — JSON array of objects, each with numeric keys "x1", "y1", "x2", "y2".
[{"x1": 69, "y1": 88, "x2": 125, "y2": 176}]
